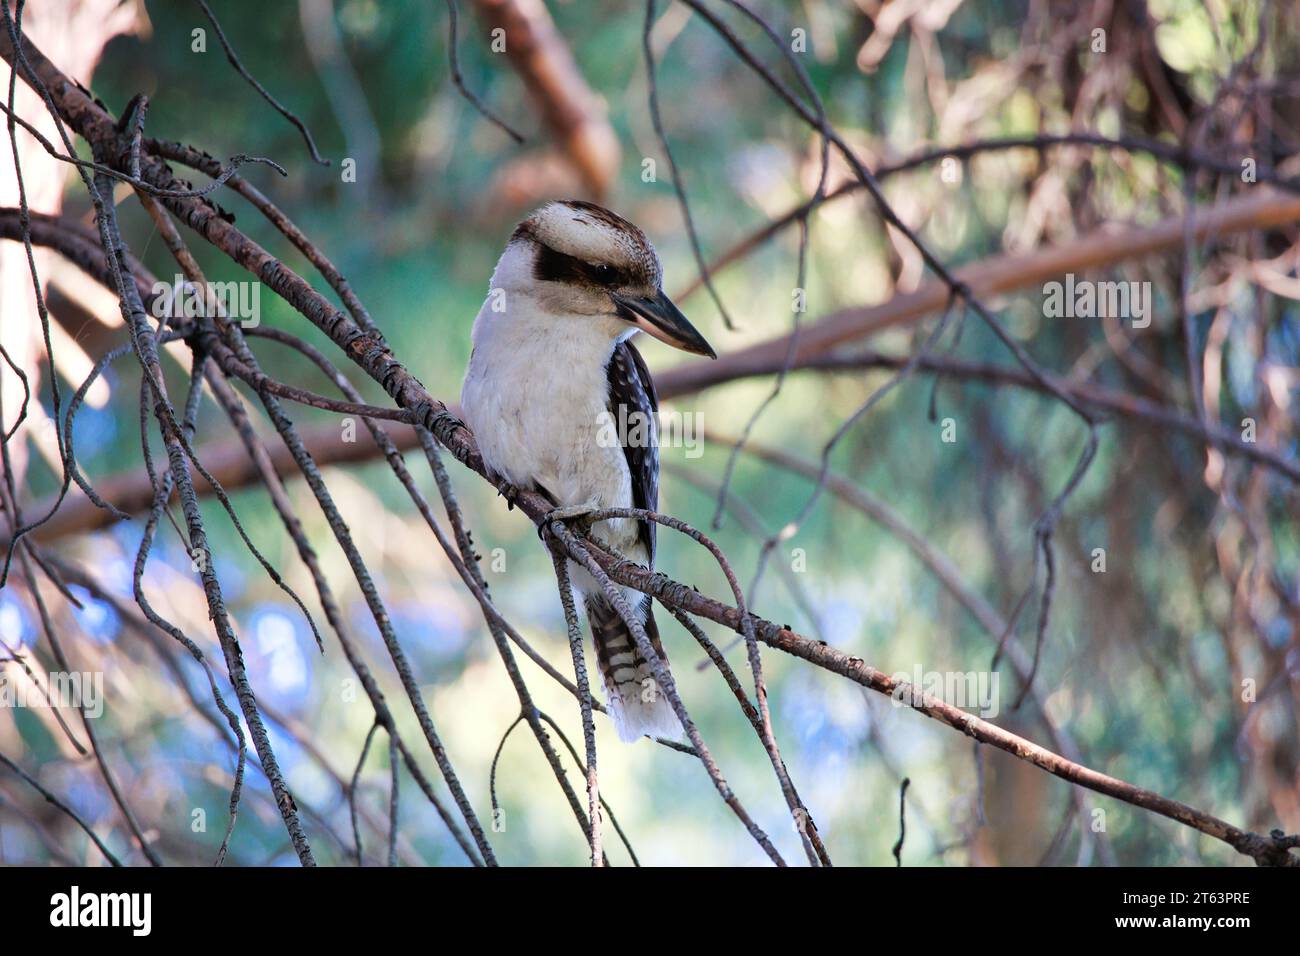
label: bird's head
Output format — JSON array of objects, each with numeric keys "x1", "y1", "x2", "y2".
[{"x1": 494, "y1": 199, "x2": 716, "y2": 358}]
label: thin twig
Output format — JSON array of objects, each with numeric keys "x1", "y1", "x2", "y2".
[
  {"x1": 195, "y1": 0, "x2": 330, "y2": 164},
  {"x1": 441, "y1": 0, "x2": 525, "y2": 143},
  {"x1": 892, "y1": 777, "x2": 911, "y2": 866}
]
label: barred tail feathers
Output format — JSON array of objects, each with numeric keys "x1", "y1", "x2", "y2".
[{"x1": 585, "y1": 596, "x2": 681, "y2": 743}]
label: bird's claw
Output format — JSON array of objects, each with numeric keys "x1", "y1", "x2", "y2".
[
  {"x1": 495, "y1": 479, "x2": 521, "y2": 511},
  {"x1": 537, "y1": 504, "x2": 597, "y2": 542}
]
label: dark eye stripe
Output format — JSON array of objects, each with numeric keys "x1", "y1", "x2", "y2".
[{"x1": 533, "y1": 243, "x2": 628, "y2": 288}]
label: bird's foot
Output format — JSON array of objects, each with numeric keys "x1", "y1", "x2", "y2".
[{"x1": 538, "y1": 502, "x2": 599, "y2": 542}]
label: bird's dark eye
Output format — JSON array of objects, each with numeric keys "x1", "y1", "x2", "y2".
[{"x1": 592, "y1": 263, "x2": 618, "y2": 286}]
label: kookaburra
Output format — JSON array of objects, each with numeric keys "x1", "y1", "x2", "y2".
[{"x1": 461, "y1": 200, "x2": 715, "y2": 742}]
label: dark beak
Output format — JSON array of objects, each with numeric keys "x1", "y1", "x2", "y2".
[{"x1": 612, "y1": 290, "x2": 717, "y2": 359}]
